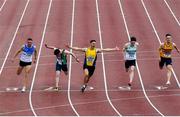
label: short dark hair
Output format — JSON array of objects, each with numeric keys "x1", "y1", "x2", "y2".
[
  {"x1": 165, "y1": 33, "x2": 171, "y2": 37},
  {"x1": 130, "y1": 36, "x2": 136, "y2": 42},
  {"x1": 54, "y1": 49, "x2": 60, "y2": 55},
  {"x1": 27, "y1": 38, "x2": 33, "y2": 41},
  {"x1": 90, "y1": 40, "x2": 96, "y2": 43}
]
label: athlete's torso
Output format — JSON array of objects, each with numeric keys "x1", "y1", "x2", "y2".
[
  {"x1": 160, "y1": 42, "x2": 174, "y2": 58},
  {"x1": 84, "y1": 48, "x2": 97, "y2": 66},
  {"x1": 20, "y1": 44, "x2": 36, "y2": 62},
  {"x1": 56, "y1": 49, "x2": 67, "y2": 65},
  {"x1": 124, "y1": 43, "x2": 137, "y2": 60}
]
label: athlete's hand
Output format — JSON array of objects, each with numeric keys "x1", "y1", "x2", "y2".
[
  {"x1": 76, "y1": 58, "x2": 80, "y2": 63},
  {"x1": 115, "y1": 46, "x2": 120, "y2": 51},
  {"x1": 65, "y1": 44, "x2": 70, "y2": 48},
  {"x1": 45, "y1": 44, "x2": 48, "y2": 48},
  {"x1": 11, "y1": 58, "x2": 15, "y2": 63},
  {"x1": 34, "y1": 59, "x2": 36, "y2": 64}
]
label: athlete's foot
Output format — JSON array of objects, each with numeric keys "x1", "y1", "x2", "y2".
[
  {"x1": 54, "y1": 87, "x2": 60, "y2": 91},
  {"x1": 127, "y1": 83, "x2": 131, "y2": 90},
  {"x1": 166, "y1": 81, "x2": 171, "y2": 85},
  {"x1": 21, "y1": 86, "x2": 26, "y2": 93},
  {"x1": 128, "y1": 83, "x2": 132, "y2": 87},
  {"x1": 81, "y1": 85, "x2": 87, "y2": 93}
]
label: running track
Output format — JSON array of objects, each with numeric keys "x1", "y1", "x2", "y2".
[{"x1": 0, "y1": 0, "x2": 179, "y2": 116}]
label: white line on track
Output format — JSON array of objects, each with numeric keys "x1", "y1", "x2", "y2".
[
  {"x1": 118, "y1": 0, "x2": 164, "y2": 116},
  {"x1": 1, "y1": 88, "x2": 180, "y2": 93},
  {"x1": 29, "y1": 0, "x2": 53, "y2": 116},
  {"x1": 67, "y1": 0, "x2": 79, "y2": 116},
  {"x1": 163, "y1": 0, "x2": 180, "y2": 26},
  {"x1": 0, "y1": 0, "x2": 7, "y2": 12},
  {"x1": 0, "y1": 0, "x2": 30, "y2": 76},
  {"x1": 1, "y1": 93, "x2": 179, "y2": 116},
  {"x1": 141, "y1": 0, "x2": 180, "y2": 88},
  {"x1": 95, "y1": 0, "x2": 122, "y2": 116}
]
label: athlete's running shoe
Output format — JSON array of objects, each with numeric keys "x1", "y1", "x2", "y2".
[
  {"x1": 81, "y1": 85, "x2": 87, "y2": 93},
  {"x1": 21, "y1": 87, "x2": 26, "y2": 93},
  {"x1": 166, "y1": 81, "x2": 171, "y2": 85},
  {"x1": 128, "y1": 83, "x2": 131, "y2": 87}
]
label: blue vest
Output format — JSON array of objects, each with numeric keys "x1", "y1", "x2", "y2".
[{"x1": 23, "y1": 44, "x2": 35, "y2": 55}]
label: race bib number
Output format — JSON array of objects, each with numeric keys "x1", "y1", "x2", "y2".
[
  {"x1": 87, "y1": 57, "x2": 94, "y2": 66},
  {"x1": 128, "y1": 53, "x2": 135, "y2": 58}
]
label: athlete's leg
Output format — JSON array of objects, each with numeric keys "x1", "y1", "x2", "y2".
[
  {"x1": 83, "y1": 68, "x2": 89, "y2": 85},
  {"x1": 17, "y1": 66, "x2": 24, "y2": 75},
  {"x1": 166, "y1": 65, "x2": 173, "y2": 84},
  {"x1": 129, "y1": 66, "x2": 135, "y2": 86},
  {"x1": 62, "y1": 65, "x2": 68, "y2": 76},
  {"x1": 159, "y1": 59, "x2": 164, "y2": 70},
  {"x1": 80, "y1": 69, "x2": 89, "y2": 93},
  {"x1": 55, "y1": 71, "x2": 61, "y2": 88},
  {"x1": 21, "y1": 65, "x2": 31, "y2": 92}
]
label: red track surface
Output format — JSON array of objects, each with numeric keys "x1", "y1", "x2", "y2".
[{"x1": 0, "y1": 0, "x2": 179, "y2": 116}]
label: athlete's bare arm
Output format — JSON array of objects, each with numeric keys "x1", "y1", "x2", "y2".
[
  {"x1": 173, "y1": 43, "x2": 180, "y2": 53},
  {"x1": 45, "y1": 44, "x2": 56, "y2": 50},
  {"x1": 64, "y1": 50, "x2": 79, "y2": 62},
  {"x1": 66, "y1": 45, "x2": 86, "y2": 52},
  {"x1": 12, "y1": 47, "x2": 23, "y2": 62},
  {"x1": 34, "y1": 48, "x2": 37, "y2": 63},
  {"x1": 97, "y1": 46, "x2": 119, "y2": 53}
]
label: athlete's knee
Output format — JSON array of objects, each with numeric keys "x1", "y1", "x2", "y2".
[
  {"x1": 17, "y1": 71, "x2": 21, "y2": 75},
  {"x1": 17, "y1": 68, "x2": 22, "y2": 75},
  {"x1": 84, "y1": 69, "x2": 89, "y2": 76},
  {"x1": 64, "y1": 71, "x2": 68, "y2": 75},
  {"x1": 130, "y1": 66, "x2": 135, "y2": 71},
  {"x1": 167, "y1": 65, "x2": 172, "y2": 71}
]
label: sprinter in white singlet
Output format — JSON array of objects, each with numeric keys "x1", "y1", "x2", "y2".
[
  {"x1": 123, "y1": 36, "x2": 139, "y2": 89},
  {"x1": 12, "y1": 38, "x2": 37, "y2": 92}
]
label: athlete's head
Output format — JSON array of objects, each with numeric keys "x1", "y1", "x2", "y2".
[
  {"x1": 90, "y1": 40, "x2": 96, "y2": 48},
  {"x1": 165, "y1": 33, "x2": 172, "y2": 43},
  {"x1": 130, "y1": 36, "x2": 136, "y2": 45},
  {"x1": 54, "y1": 49, "x2": 60, "y2": 56},
  {"x1": 27, "y1": 38, "x2": 33, "y2": 47}
]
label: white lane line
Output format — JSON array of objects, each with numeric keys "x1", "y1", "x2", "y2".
[
  {"x1": 1, "y1": 88, "x2": 180, "y2": 93},
  {"x1": 28, "y1": 0, "x2": 53, "y2": 116},
  {"x1": 0, "y1": 0, "x2": 7, "y2": 12},
  {"x1": 95, "y1": 0, "x2": 122, "y2": 116},
  {"x1": 0, "y1": 0, "x2": 30, "y2": 76},
  {"x1": 1, "y1": 93, "x2": 179, "y2": 116},
  {"x1": 118, "y1": 0, "x2": 164, "y2": 116},
  {"x1": 141, "y1": 0, "x2": 180, "y2": 88},
  {"x1": 163, "y1": 0, "x2": 180, "y2": 26},
  {"x1": 68, "y1": 0, "x2": 79, "y2": 116}
]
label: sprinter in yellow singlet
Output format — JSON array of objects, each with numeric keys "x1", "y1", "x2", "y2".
[
  {"x1": 159, "y1": 34, "x2": 180, "y2": 85},
  {"x1": 67, "y1": 40, "x2": 119, "y2": 92}
]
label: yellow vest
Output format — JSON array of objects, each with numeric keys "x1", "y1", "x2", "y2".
[
  {"x1": 160, "y1": 42, "x2": 174, "y2": 58},
  {"x1": 85, "y1": 48, "x2": 97, "y2": 66}
]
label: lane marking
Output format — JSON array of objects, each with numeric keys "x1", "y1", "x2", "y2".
[
  {"x1": 0, "y1": 0, "x2": 7, "y2": 12},
  {"x1": 141, "y1": 0, "x2": 180, "y2": 88},
  {"x1": 67, "y1": 0, "x2": 79, "y2": 116},
  {"x1": 95, "y1": 0, "x2": 122, "y2": 116},
  {"x1": 118, "y1": 0, "x2": 163, "y2": 116},
  {"x1": 1, "y1": 93, "x2": 179, "y2": 116},
  {"x1": 28, "y1": 0, "x2": 53, "y2": 116},
  {"x1": 163, "y1": 0, "x2": 180, "y2": 26}
]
